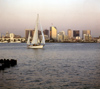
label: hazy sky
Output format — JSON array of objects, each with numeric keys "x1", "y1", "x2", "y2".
[{"x1": 0, "y1": 0, "x2": 100, "y2": 37}]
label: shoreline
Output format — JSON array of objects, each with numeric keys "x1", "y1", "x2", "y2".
[{"x1": 0, "y1": 41, "x2": 99, "y2": 43}]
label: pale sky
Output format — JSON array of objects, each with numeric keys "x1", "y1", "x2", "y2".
[{"x1": 0, "y1": 0, "x2": 100, "y2": 37}]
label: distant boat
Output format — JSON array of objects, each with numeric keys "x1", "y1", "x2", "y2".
[{"x1": 27, "y1": 14, "x2": 45, "y2": 48}]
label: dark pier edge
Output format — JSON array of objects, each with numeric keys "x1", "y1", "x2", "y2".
[{"x1": 0, "y1": 59, "x2": 17, "y2": 70}]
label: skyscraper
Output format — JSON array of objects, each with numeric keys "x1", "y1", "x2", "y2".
[
  {"x1": 73, "y1": 30, "x2": 80, "y2": 37},
  {"x1": 67, "y1": 29, "x2": 73, "y2": 38},
  {"x1": 57, "y1": 31, "x2": 65, "y2": 42},
  {"x1": 50, "y1": 26, "x2": 57, "y2": 41},
  {"x1": 43, "y1": 29, "x2": 49, "y2": 41},
  {"x1": 82, "y1": 30, "x2": 91, "y2": 39},
  {"x1": 43, "y1": 29, "x2": 49, "y2": 37}
]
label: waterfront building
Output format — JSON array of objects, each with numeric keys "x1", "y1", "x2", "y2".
[
  {"x1": 97, "y1": 39, "x2": 100, "y2": 43},
  {"x1": 76, "y1": 36, "x2": 81, "y2": 40},
  {"x1": 43, "y1": 29, "x2": 49, "y2": 37},
  {"x1": 57, "y1": 31, "x2": 66, "y2": 42},
  {"x1": 82, "y1": 30, "x2": 91, "y2": 39},
  {"x1": 50, "y1": 26, "x2": 57, "y2": 41},
  {"x1": 9, "y1": 33, "x2": 25, "y2": 43},
  {"x1": 62, "y1": 31, "x2": 67, "y2": 41},
  {"x1": 43, "y1": 29, "x2": 49, "y2": 41},
  {"x1": 10, "y1": 33, "x2": 15, "y2": 42},
  {"x1": 60, "y1": 31, "x2": 66, "y2": 36},
  {"x1": 67, "y1": 29, "x2": 73, "y2": 38},
  {"x1": 57, "y1": 34, "x2": 63, "y2": 42},
  {"x1": 73, "y1": 30, "x2": 80, "y2": 38},
  {"x1": 0, "y1": 32, "x2": 25, "y2": 43},
  {"x1": 84, "y1": 34, "x2": 92, "y2": 42},
  {"x1": 39, "y1": 35, "x2": 49, "y2": 42},
  {"x1": 64, "y1": 35, "x2": 69, "y2": 41},
  {"x1": 44, "y1": 35, "x2": 49, "y2": 41}
]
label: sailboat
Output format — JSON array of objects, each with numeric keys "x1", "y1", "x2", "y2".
[{"x1": 27, "y1": 14, "x2": 45, "y2": 48}]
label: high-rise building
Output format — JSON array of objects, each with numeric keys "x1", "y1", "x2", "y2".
[
  {"x1": 82, "y1": 30, "x2": 91, "y2": 39},
  {"x1": 43, "y1": 29, "x2": 49, "y2": 37},
  {"x1": 73, "y1": 30, "x2": 80, "y2": 37},
  {"x1": 59, "y1": 31, "x2": 65, "y2": 36},
  {"x1": 84, "y1": 34, "x2": 92, "y2": 41},
  {"x1": 43, "y1": 29, "x2": 49, "y2": 41},
  {"x1": 57, "y1": 31, "x2": 64, "y2": 42},
  {"x1": 25, "y1": 29, "x2": 34, "y2": 39},
  {"x1": 50, "y1": 26, "x2": 57, "y2": 41},
  {"x1": 57, "y1": 31, "x2": 66, "y2": 42},
  {"x1": 67, "y1": 29, "x2": 73, "y2": 38},
  {"x1": 57, "y1": 34, "x2": 63, "y2": 42}
]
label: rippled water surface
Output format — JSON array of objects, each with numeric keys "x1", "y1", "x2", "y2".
[{"x1": 0, "y1": 43, "x2": 100, "y2": 89}]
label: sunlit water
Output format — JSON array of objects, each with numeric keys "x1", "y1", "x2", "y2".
[{"x1": 0, "y1": 43, "x2": 100, "y2": 89}]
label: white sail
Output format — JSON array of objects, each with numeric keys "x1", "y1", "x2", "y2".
[
  {"x1": 27, "y1": 31, "x2": 31, "y2": 45},
  {"x1": 38, "y1": 39, "x2": 40, "y2": 44},
  {"x1": 31, "y1": 14, "x2": 39, "y2": 45},
  {"x1": 40, "y1": 24, "x2": 45, "y2": 44},
  {"x1": 27, "y1": 14, "x2": 45, "y2": 48}
]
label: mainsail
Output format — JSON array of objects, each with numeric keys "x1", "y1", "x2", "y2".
[{"x1": 31, "y1": 14, "x2": 39, "y2": 45}]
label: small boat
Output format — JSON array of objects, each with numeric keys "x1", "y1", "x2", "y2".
[{"x1": 27, "y1": 14, "x2": 45, "y2": 48}]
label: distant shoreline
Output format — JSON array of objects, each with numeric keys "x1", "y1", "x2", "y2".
[{"x1": 0, "y1": 41, "x2": 99, "y2": 43}]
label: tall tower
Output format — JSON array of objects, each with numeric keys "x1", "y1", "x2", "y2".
[
  {"x1": 73, "y1": 30, "x2": 80, "y2": 37},
  {"x1": 43, "y1": 29, "x2": 49, "y2": 37},
  {"x1": 82, "y1": 30, "x2": 91, "y2": 39},
  {"x1": 67, "y1": 29, "x2": 73, "y2": 38},
  {"x1": 58, "y1": 31, "x2": 66, "y2": 42},
  {"x1": 50, "y1": 26, "x2": 57, "y2": 41},
  {"x1": 87, "y1": 30, "x2": 91, "y2": 35}
]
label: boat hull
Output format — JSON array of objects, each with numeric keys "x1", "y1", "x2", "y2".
[{"x1": 27, "y1": 45, "x2": 44, "y2": 48}]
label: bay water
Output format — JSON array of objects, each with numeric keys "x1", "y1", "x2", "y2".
[{"x1": 0, "y1": 43, "x2": 100, "y2": 89}]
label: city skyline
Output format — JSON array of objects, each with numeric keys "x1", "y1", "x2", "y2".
[
  {"x1": 0, "y1": 27, "x2": 99, "y2": 38},
  {"x1": 1, "y1": 28, "x2": 100, "y2": 43},
  {"x1": 0, "y1": 0, "x2": 100, "y2": 37}
]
